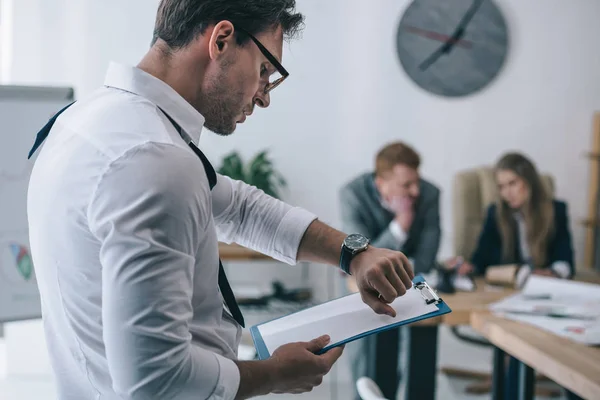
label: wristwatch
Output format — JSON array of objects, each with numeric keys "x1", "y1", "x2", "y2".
[{"x1": 339, "y1": 233, "x2": 370, "y2": 275}]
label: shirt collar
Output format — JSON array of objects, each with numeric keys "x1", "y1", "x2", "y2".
[{"x1": 103, "y1": 62, "x2": 205, "y2": 144}]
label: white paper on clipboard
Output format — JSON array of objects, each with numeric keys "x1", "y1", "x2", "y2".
[{"x1": 256, "y1": 283, "x2": 440, "y2": 356}]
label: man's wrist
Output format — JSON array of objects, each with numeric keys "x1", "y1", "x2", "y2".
[
  {"x1": 233, "y1": 359, "x2": 276, "y2": 399},
  {"x1": 348, "y1": 246, "x2": 370, "y2": 276}
]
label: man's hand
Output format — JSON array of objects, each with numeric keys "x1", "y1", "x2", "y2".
[
  {"x1": 532, "y1": 269, "x2": 555, "y2": 277},
  {"x1": 387, "y1": 196, "x2": 415, "y2": 232},
  {"x1": 457, "y1": 262, "x2": 474, "y2": 276},
  {"x1": 394, "y1": 197, "x2": 415, "y2": 232},
  {"x1": 444, "y1": 256, "x2": 474, "y2": 276},
  {"x1": 350, "y1": 247, "x2": 414, "y2": 317},
  {"x1": 267, "y1": 335, "x2": 343, "y2": 394}
]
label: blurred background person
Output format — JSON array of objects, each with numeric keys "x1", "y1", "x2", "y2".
[
  {"x1": 339, "y1": 141, "x2": 441, "y2": 400},
  {"x1": 448, "y1": 152, "x2": 574, "y2": 286}
]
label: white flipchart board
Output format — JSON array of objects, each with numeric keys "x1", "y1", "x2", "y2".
[{"x1": 0, "y1": 85, "x2": 74, "y2": 324}]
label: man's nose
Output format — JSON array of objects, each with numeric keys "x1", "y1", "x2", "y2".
[{"x1": 253, "y1": 89, "x2": 271, "y2": 109}]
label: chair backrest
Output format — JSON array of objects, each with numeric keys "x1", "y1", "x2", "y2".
[{"x1": 452, "y1": 166, "x2": 555, "y2": 259}]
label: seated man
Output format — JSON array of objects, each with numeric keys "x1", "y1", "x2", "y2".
[{"x1": 339, "y1": 141, "x2": 441, "y2": 399}]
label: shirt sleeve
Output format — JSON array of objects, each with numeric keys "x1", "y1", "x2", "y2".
[
  {"x1": 388, "y1": 220, "x2": 408, "y2": 248},
  {"x1": 87, "y1": 143, "x2": 239, "y2": 400},
  {"x1": 211, "y1": 174, "x2": 317, "y2": 265}
]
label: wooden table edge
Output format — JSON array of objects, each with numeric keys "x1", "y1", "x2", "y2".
[{"x1": 470, "y1": 311, "x2": 600, "y2": 400}]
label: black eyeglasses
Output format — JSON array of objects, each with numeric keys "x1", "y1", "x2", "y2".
[{"x1": 236, "y1": 27, "x2": 289, "y2": 94}]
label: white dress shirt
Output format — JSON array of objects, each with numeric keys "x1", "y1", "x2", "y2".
[{"x1": 27, "y1": 62, "x2": 317, "y2": 400}]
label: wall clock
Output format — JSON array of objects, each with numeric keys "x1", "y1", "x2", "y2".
[{"x1": 396, "y1": 0, "x2": 509, "y2": 97}]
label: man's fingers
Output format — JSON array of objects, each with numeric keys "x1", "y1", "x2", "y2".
[
  {"x1": 370, "y1": 271, "x2": 398, "y2": 303},
  {"x1": 393, "y1": 257, "x2": 413, "y2": 290},
  {"x1": 305, "y1": 335, "x2": 330, "y2": 353},
  {"x1": 362, "y1": 292, "x2": 396, "y2": 317},
  {"x1": 320, "y1": 346, "x2": 344, "y2": 370},
  {"x1": 386, "y1": 265, "x2": 407, "y2": 297},
  {"x1": 398, "y1": 252, "x2": 415, "y2": 281}
]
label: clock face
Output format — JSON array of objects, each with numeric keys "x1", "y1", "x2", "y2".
[{"x1": 396, "y1": 0, "x2": 509, "y2": 97}]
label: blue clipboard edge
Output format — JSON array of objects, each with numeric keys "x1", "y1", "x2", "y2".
[{"x1": 249, "y1": 275, "x2": 451, "y2": 360}]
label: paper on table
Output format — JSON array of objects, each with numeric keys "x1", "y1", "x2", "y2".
[
  {"x1": 521, "y1": 275, "x2": 600, "y2": 301},
  {"x1": 490, "y1": 276, "x2": 600, "y2": 317},
  {"x1": 497, "y1": 312, "x2": 600, "y2": 345},
  {"x1": 257, "y1": 285, "x2": 439, "y2": 355},
  {"x1": 490, "y1": 276, "x2": 600, "y2": 341}
]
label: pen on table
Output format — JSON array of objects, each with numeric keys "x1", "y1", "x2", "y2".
[{"x1": 506, "y1": 310, "x2": 595, "y2": 321}]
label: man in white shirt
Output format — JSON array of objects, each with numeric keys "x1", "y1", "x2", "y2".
[{"x1": 27, "y1": 1, "x2": 414, "y2": 399}]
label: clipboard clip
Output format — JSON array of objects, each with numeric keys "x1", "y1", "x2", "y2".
[{"x1": 414, "y1": 281, "x2": 442, "y2": 305}]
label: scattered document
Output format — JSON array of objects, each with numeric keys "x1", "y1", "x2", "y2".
[
  {"x1": 496, "y1": 312, "x2": 600, "y2": 345},
  {"x1": 489, "y1": 276, "x2": 600, "y2": 345}
]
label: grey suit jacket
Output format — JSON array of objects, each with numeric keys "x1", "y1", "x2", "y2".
[{"x1": 339, "y1": 172, "x2": 441, "y2": 274}]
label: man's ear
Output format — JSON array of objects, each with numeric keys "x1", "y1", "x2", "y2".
[{"x1": 208, "y1": 20, "x2": 235, "y2": 60}]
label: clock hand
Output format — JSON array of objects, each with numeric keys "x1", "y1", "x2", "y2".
[
  {"x1": 404, "y1": 25, "x2": 473, "y2": 49},
  {"x1": 418, "y1": 43, "x2": 450, "y2": 71},
  {"x1": 453, "y1": 0, "x2": 485, "y2": 41},
  {"x1": 418, "y1": 0, "x2": 484, "y2": 71}
]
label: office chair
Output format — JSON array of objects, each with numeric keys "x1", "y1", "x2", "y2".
[
  {"x1": 356, "y1": 377, "x2": 388, "y2": 400},
  {"x1": 444, "y1": 166, "x2": 558, "y2": 396}
]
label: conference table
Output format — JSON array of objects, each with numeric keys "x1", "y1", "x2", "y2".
[
  {"x1": 347, "y1": 270, "x2": 600, "y2": 400},
  {"x1": 471, "y1": 311, "x2": 600, "y2": 400}
]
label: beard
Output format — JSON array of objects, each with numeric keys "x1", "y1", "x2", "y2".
[{"x1": 199, "y1": 65, "x2": 246, "y2": 136}]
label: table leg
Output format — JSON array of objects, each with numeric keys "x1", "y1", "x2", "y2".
[
  {"x1": 404, "y1": 325, "x2": 438, "y2": 400},
  {"x1": 491, "y1": 346, "x2": 505, "y2": 400},
  {"x1": 517, "y1": 361, "x2": 534, "y2": 400},
  {"x1": 374, "y1": 327, "x2": 400, "y2": 400}
]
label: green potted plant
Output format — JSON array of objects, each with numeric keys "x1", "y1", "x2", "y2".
[{"x1": 217, "y1": 150, "x2": 287, "y2": 199}]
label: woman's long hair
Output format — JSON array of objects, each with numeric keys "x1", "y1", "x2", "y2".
[{"x1": 495, "y1": 153, "x2": 554, "y2": 268}]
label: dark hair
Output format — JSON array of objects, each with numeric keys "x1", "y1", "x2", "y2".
[
  {"x1": 375, "y1": 142, "x2": 421, "y2": 176},
  {"x1": 152, "y1": 0, "x2": 305, "y2": 49},
  {"x1": 494, "y1": 152, "x2": 554, "y2": 268}
]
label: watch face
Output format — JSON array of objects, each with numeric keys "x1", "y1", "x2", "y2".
[{"x1": 345, "y1": 234, "x2": 369, "y2": 251}]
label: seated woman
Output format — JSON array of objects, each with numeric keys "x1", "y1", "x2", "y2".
[
  {"x1": 454, "y1": 152, "x2": 574, "y2": 284},
  {"x1": 450, "y1": 152, "x2": 577, "y2": 400}
]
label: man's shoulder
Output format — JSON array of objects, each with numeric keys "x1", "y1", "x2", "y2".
[
  {"x1": 419, "y1": 178, "x2": 441, "y2": 201},
  {"x1": 61, "y1": 88, "x2": 184, "y2": 160},
  {"x1": 340, "y1": 172, "x2": 376, "y2": 197}
]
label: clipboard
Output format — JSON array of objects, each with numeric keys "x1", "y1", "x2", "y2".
[{"x1": 250, "y1": 275, "x2": 451, "y2": 360}]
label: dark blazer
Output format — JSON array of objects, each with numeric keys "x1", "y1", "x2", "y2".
[
  {"x1": 471, "y1": 200, "x2": 574, "y2": 277},
  {"x1": 339, "y1": 172, "x2": 441, "y2": 275}
]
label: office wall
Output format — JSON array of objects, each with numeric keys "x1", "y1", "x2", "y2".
[
  {"x1": 9, "y1": 0, "x2": 600, "y2": 262},
  {"x1": 3, "y1": 0, "x2": 600, "y2": 377}
]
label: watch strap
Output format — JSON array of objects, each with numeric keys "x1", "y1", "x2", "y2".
[{"x1": 339, "y1": 244, "x2": 354, "y2": 275}]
